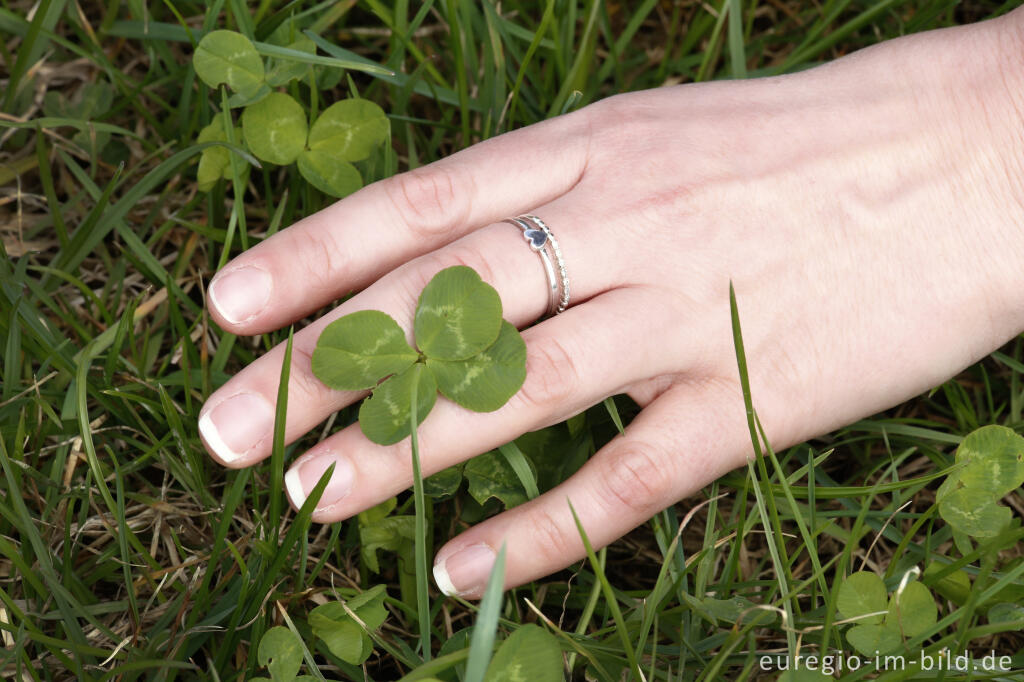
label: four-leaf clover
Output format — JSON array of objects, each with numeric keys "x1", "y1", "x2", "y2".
[{"x1": 312, "y1": 266, "x2": 527, "y2": 445}]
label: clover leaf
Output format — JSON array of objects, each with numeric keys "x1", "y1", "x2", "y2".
[
  {"x1": 888, "y1": 580, "x2": 937, "y2": 639},
  {"x1": 242, "y1": 92, "x2": 307, "y2": 165},
  {"x1": 306, "y1": 99, "x2": 389, "y2": 162},
  {"x1": 359, "y1": 364, "x2": 438, "y2": 445},
  {"x1": 845, "y1": 622, "x2": 902, "y2": 658},
  {"x1": 838, "y1": 572, "x2": 938, "y2": 657},
  {"x1": 427, "y1": 321, "x2": 526, "y2": 411},
  {"x1": 415, "y1": 266, "x2": 502, "y2": 360},
  {"x1": 296, "y1": 99, "x2": 389, "y2": 198},
  {"x1": 297, "y1": 149, "x2": 364, "y2": 198},
  {"x1": 484, "y1": 624, "x2": 562, "y2": 682},
  {"x1": 256, "y1": 626, "x2": 303, "y2": 682},
  {"x1": 193, "y1": 30, "x2": 264, "y2": 92},
  {"x1": 358, "y1": 497, "x2": 415, "y2": 573},
  {"x1": 266, "y1": 37, "x2": 316, "y2": 87},
  {"x1": 837, "y1": 571, "x2": 887, "y2": 626},
  {"x1": 196, "y1": 118, "x2": 248, "y2": 191},
  {"x1": 464, "y1": 450, "x2": 530, "y2": 509},
  {"x1": 196, "y1": 119, "x2": 232, "y2": 191},
  {"x1": 309, "y1": 585, "x2": 388, "y2": 665},
  {"x1": 312, "y1": 266, "x2": 527, "y2": 445},
  {"x1": 311, "y1": 310, "x2": 418, "y2": 391},
  {"x1": 937, "y1": 425, "x2": 1024, "y2": 538}
]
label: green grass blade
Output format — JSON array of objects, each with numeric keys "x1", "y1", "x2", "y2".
[
  {"x1": 728, "y1": 283, "x2": 796, "y2": 653},
  {"x1": 602, "y1": 396, "x2": 625, "y2": 435},
  {"x1": 464, "y1": 544, "x2": 506, "y2": 682},
  {"x1": 269, "y1": 326, "x2": 294, "y2": 540},
  {"x1": 567, "y1": 500, "x2": 641, "y2": 680},
  {"x1": 497, "y1": 441, "x2": 539, "y2": 500},
  {"x1": 254, "y1": 39, "x2": 394, "y2": 75},
  {"x1": 3, "y1": 0, "x2": 66, "y2": 110},
  {"x1": 409, "y1": 365, "x2": 431, "y2": 661},
  {"x1": 726, "y1": 0, "x2": 747, "y2": 78}
]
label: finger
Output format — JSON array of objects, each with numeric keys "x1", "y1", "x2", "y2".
[
  {"x1": 280, "y1": 288, "x2": 698, "y2": 519},
  {"x1": 428, "y1": 381, "x2": 751, "y2": 598},
  {"x1": 206, "y1": 110, "x2": 593, "y2": 334},
  {"x1": 199, "y1": 193, "x2": 632, "y2": 468}
]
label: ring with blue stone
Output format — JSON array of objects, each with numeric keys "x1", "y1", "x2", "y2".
[{"x1": 502, "y1": 214, "x2": 570, "y2": 317}]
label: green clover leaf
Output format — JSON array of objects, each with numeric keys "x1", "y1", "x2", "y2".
[
  {"x1": 241, "y1": 92, "x2": 308, "y2": 165},
  {"x1": 940, "y1": 425, "x2": 1024, "y2": 499},
  {"x1": 427, "y1": 321, "x2": 526, "y2": 411},
  {"x1": 484, "y1": 624, "x2": 563, "y2": 682},
  {"x1": 423, "y1": 463, "x2": 464, "y2": 497},
  {"x1": 415, "y1": 266, "x2": 502, "y2": 361},
  {"x1": 938, "y1": 488, "x2": 1012, "y2": 538},
  {"x1": 837, "y1": 571, "x2": 887, "y2": 625},
  {"x1": 307, "y1": 99, "x2": 389, "y2": 162},
  {"x1": 297, "y1": 148, "x2": 363, "y2": 198},
  {"x1": 196, "y1": 119, "x2": 247, "y2": 191},
  {"x1": 465, "y1": 450, "x2": 530, "y2": 509},
  {"x1": 359, "y1": 514, "x2": 415, "y2": 573},
  {"x1": 923, "y1": 562, "x2": 971, "y2": 606},
  {"x1": 936, "y1": 424, "x2": 1024, "y2": 538},
  {"x1": 838, "y1": 573, "x2": 939, "y2": 657},
  {"x1": 267, "y1": 37, "x2": 316, "y2": 87},
  {"x1": 359, "y1": 364, "x2": 438, "y2": 445},
  {"x1": 311, "y1": 310, "x2": 418, "y2": 391},
  {"x1": 309, "y1": 585, "x2": 388, "y2": 665},
  {"x1": 888, "y1": 580, "x2": 937, "y2": 639},
  {"x1": 257, "y1": 626, "x2": 303, "y2": 682},
  {"x1": 296, "y1": 98, "x2": 388, "y2": 197},
  {"x1": 193, "y1": 30, "x2": 264, "y2": 91},
  {"x1": 845, "y1": 622, "x2": 902, "y2": 657}
]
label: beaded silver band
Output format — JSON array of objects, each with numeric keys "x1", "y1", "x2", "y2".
[{"x1": 502, "y1": 214, "x2": 570, "y2": 317}]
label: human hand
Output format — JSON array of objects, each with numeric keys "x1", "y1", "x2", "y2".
[{"x1": 199, "y1": 11, "x2": 1024, "y2": 597}]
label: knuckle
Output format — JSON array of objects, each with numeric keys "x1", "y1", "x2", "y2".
[
  {"x1": 397, "y1": 244, "x2": 498, "y2": 313},
  {"x1": 296, "y1": 228, "x2": 345, "y2": 296},
  {"x1": 383, "y1": 164, "x2": 469, "y2": 240},
  {"x1": 597, "y1": 444, "x2": 672, "y2": 516},
  {"x1": 516, "y1": 338, "x2": 580, "y2": 412},
  {"x1": 435, "y1": 242, "x2": 497, "y2": 286},
  {"x1": 528, "y1": 508, "x2": 575, "y2": 565}
]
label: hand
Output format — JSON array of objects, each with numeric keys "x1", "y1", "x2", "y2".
[{"x1": 200, "y1": 12, "x2": 1024, "y2": 597}]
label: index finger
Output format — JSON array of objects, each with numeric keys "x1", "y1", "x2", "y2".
[{"x1": 207, "y1": 109, "x2": 593, "y2": 333}]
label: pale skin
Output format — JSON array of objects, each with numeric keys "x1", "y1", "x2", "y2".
[{"x1": 199, "y1": 9, "x2": 1024, "y2": 598}]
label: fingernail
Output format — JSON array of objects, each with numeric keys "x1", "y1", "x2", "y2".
[
  {"x1": 285, "y1": 452, "x2": 354, "y2": 511},
  {"x1": 433, "y1": 543, "x2": 497, "y2": 597},
  {"x1": 209, "y1": 266, "x2": 272, "y2": 324},
  {"x1": 199, "y1": 392, "x2": 274, "y2": 464}
]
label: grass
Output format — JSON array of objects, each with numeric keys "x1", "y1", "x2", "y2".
[{"x1": 1, "y1": 0, "x2": 1023, "y2": 680}]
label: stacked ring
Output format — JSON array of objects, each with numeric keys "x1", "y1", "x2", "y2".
[{"x1": 502, "y1": 214, "x2": 570, "y2": 317}]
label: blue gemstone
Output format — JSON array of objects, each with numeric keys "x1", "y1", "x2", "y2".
[{"x1": 523, "y1": 228, "x2": 547, "y2": 250}]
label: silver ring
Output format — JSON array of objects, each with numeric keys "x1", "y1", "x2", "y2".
[{"x1": 502, "y1": 214, "x2": 570, "y2": 317}]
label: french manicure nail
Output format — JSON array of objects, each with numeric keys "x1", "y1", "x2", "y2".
[
  {"x1": 285, "y1": 452, "x2": 355, "y2": 511},
  {"x1": 199, "y1": 392, "x2": 274, "y2": 464},
  {"x1": 433, "y1": 543, "x2": 497, "y2": 597},
  {"x1": 209, "y1": 266, "x2": 272, "y2": 324}
]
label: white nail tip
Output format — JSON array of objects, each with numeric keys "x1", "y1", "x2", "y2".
[
  {"x1": 199, "y1": 412, "x2": 243, "y2": 464},
  {"x1": 285, "y1": 467, "x2": 307, "y2": 510},
  {"x1": 207, "y1": 283, "x2": 238, "y2": 324},
  {"x1": 433, "y1": 560, "x2": 458, "y2": 597}
]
